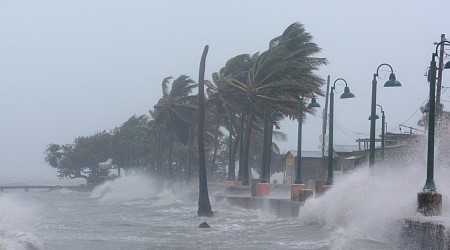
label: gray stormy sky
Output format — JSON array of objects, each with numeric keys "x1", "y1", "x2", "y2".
[{"x1": 0, "y1": 0, "x2": 449, "y2": 182}]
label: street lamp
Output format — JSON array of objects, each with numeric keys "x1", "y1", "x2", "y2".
[
  {"x1": 417, "y1": 38, "x2": 450, "y2": 216},
  {"x1": 295, "y1": 93, "x2": 321, "y2": 184},
  {"x1": 326, "y1": 78, "x2": 355, "y2": 185},
  {"x1": 421, "y1": 39, "x2": 450, "y2": 192},
  {"x1": 368, "y1": 104, "x2": 385, "y2": 161},
  {"x1": 369, "y1": 64, "x2": 401, "y2": 168}
]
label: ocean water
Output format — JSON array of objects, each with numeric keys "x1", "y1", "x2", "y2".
[{"x1": 1, "y1": 160, "x2": 450, "y2": 249}]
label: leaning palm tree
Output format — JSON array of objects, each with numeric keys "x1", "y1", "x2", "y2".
[
  {"x1": 225, "y1": 22, "x2": 327, "y2": 185},
  {"x1": 197, "y1": 45, "x2": 213, "y2": 217},
  {"x1": 208, "y1": 53, "x2": 257, "y2": 182},
  {"x1": 150, "y1": 75, "x2": 197, "y2": 179}
]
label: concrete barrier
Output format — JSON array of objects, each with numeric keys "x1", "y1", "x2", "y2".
[
  {"x1": 401, "y1": 219, "x2": 450, "y2": 249},
  {"x1": 215, "y1": 195, "x2": 300, "y2": 218}
]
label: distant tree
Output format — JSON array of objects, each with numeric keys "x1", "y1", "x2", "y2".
[
  {"x1": 111, "y1": 115, "x2": 152, "y2": 173},
  {"x1": 45, "y1": 131, "x2": 114, "y2": 186},
  {"x1": 44, "y1": 115, "x2": 152, "y2": 185}
]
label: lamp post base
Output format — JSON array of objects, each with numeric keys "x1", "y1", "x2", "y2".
[
  {"x1": 418, "y1": 192, "x2": 442, "y2": 216},
  {"x1": 299, "y1": 189, "x2": 313, "y2": 202},
  {"x1": 255, "y1": 183, "x2": 270, "y2": 197},
  {"x1": 291, "y1": 184, "x2": 306, "y2": 201},
  {"x1": 320, "y1": 184, "x2": 333, "y2": 194}
]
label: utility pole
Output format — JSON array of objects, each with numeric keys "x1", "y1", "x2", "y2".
[{"x1": 436, "y1": 34, "x2": 445, "y2": 119}]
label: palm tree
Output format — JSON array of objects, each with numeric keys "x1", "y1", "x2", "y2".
[
  {"x1": 149, "y1": 75, "x2": 197, "y2": 179},
  {"x1": 208, "y1": 54, "x2": 257, "y2": 182},
  {"x1": 225, "y1": 22, "x2": 327, "y2": 185},
  {"x1": 197, "y1": 45, "x2": 213, "y2": 217}
]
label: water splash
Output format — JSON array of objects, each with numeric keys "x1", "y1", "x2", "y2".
[
  {"x1": 0, "y1": 195, "x2": 43, "y2": 250},
  {"x1": 298, "y1": 156, "x2": 450, "y2": 247},
  {"x1": 90, "y1": 174, "x2": 164, "y2": 201}
]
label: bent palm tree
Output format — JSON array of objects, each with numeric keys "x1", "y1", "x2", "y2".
[{"x1": 226, "y1": 22, "x2": 327, "y2": 185}]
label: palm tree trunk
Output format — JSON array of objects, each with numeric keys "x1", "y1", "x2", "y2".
[
  {"x1": 242, "y1": 105, "x2": 254, "y2": 185},
  {"x1": 209, "y1": 116, "x2": 221, "y2": 181},
  {"x1": 266, "y1": 121, "x2": 274, "y2": 183},
  {"x1": 197, "y1": 45, "x2": 213, "y2": 217},
  {"x1": 168, "y1": 133, "x2": 174, "y2": 179}
]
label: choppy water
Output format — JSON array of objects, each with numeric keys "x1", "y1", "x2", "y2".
[{"x1": 3, "y1": 160, "x2": 450, "y2": 249}]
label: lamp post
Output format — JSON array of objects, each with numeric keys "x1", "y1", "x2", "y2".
[
  {"x1": 424, "y1": 54, "x2": 438, "y2": 193},
  {"x1": 368, "y1": 104, "x2": 385, "y2": 161},
  {"x1": 295, "y1": 94, "x2": 321, "y2": 184},
  {"x1": 417, "y1": 40, "x2": 450, "y2": 216},
  {"x1": 380, "y1": 106, "x2": 385, "y2": 161},
  {"x1": 290, "y1": 94, "x2": 320, "y2": 201},
  {"x1": 417, "y1": 52, "x2": 442, "y2": 216},
  {"x1": 369, "y1": 64, "x2": 401, "y2": 168},
  {"x1": 326, "y1": 78, "x2": 355, "y2": 185}
]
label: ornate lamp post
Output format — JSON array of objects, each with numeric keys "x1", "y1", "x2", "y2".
[
  {"x1": 369, "y1": 64, "x2": 401, "y2": 168},
  {"x1": 295, "y1": 94, "x2": 321, "y2": 184},
  {"x1": 417, "y1": 39, "x2": 450, "y2": 216},
  {"x1": 379, "y1": 105, "x2": 386, "y2": 161},
  {"x1": 326, "y1": 78, "x2": 355, "y2": 186},
  {"x1": 290, "y1": 94, "x2": 320, "y2": 201}
]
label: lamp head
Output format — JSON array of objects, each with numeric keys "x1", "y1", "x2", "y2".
[
  {"x1": 445, "y1": 61, "x2": 450, "y2": 69},
  {"x1": 340, "y1": 86, "x2": 355, "y2": 99},
  {"x1": 384, "y1": 73, "x2": 402, "y2": 87},
  {"x1": 307, "y1": 97, "x2": 321, "y2": 108},
  {"x1": 368, "y1": 114, "x2": 380, "y2": 120},
  {"x1": 422, "y1": 102, "x2": 429, "y2": 113}
]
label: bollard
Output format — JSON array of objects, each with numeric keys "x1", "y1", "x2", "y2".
[{"x1": 418, "y1": 192, "x2": 442, "y2": 216}]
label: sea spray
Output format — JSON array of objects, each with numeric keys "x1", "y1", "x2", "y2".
[
  {"x1": 89, "y1": 174, "x2": 198, "y2": 205},
  {"x1": 0, "y1": 195, "x2": 43, "y2": 250},
  {"x1": 296, "y1": 157, "x2": 450, "y2": 247},
  {"x1": 90, "y1": 174, "x2": 163, "y2": 201}
]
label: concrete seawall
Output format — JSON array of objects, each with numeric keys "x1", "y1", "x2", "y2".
[
  {"x1": 215, "y1": 195, "x2": 301, "y2": 218},
  {"x1": 401, "y1": 218, "x2": 450, "y2": 249}
]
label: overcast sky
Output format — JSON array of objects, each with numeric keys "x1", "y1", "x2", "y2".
[{"x1": 1, "y1": 0, "x2": 449, "y2": 182}]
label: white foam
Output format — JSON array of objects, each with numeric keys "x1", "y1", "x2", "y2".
[
  {"x1": 297, "y1": 158, "x2": 450, "y2": 246},
  {"x1": 0, "y1": 195, "x2": 43, "y2": 249},
  {"x1": 90, "y1": 174, "x2": 162, "y2": 201}
]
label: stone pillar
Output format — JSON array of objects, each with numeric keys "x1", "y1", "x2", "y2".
[
  {"x1": 291, "y1": 184, "x2": 306, "y2": 201},
  {"x1": 298, "y1": 189, "x2": 313, "y2": 202},
  {"x1": 418, "y1": 192, "x2": 442, "y2": 216},
  {"x1": 315, "y1": 180, "x2": 327, "y2": 196},
  {"x1": 320, "y1": 184, "x2": 332, "y2": 194},
  {"x1": 255, "y1": 183, "x2": 270, "y2": 197},
  {"x1": 251, "y1": 179, "x2": 259, "y2": 197}
]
